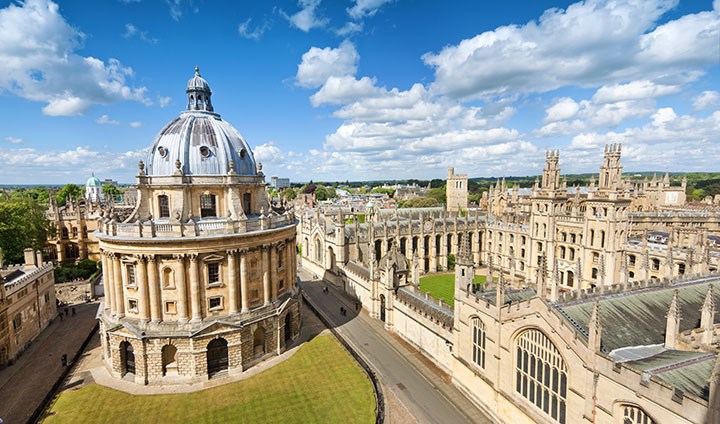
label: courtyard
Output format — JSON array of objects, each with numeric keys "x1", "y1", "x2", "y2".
[
  {"x1": 419, "y1": 273, "x2": 489, "y2": 307},
  {"x1": 40, "y1": 333, "x2": 375, "y2": 424}
]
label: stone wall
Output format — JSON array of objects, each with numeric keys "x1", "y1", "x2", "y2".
[{"x1": 55, "y1": 279, "x2": 94, "y2": 304}]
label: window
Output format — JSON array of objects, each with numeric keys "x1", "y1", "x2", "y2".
[
  {"x1": 200, "y1": 194, "x2": 217, "y2": 217},
  {"x1": 592, "y1": 268, "x2": 598, "y2": 279},
  {"x1": 521, "y1": 248, "x2": 526, "y2": 258},
  {"x1": 199, "y1": 146, "x2": 210, "y2": 158},
  {"x1": 208, "y1": 296, "x2": 223, "y2": 311},
  {"x1": 13, "y1": 313, "x2": 21, "y2": 330},
  {"x1": 128, "y1": 299, "x2": 138, "y2": 312},
  {"x1": 165, "y1": 301, "x2": 177, "y2": 314},
  {"x1": 207, "y1": 262, "x2": 220, "y2": 285},
  {"x1": 472, "y1": 318, "x2": 486, "y2": 369},
  {"x1": 560, "y1": 247, "x2": 566, "y2": 259},
  {"x1": 278, "y1": 250, "x2": 284, "y2": 269},
  {"x1": 570, "y1": 234, "x2": 576, "y2": 243},
  {"x1": 678, "y1": 263, "x2": 685, "y2": 275},
  {"x1": 279, "y1": 279, "x2": 285, "y2": 290},
  {"x1": 158, "y1": 195, "x2": 170, "y2": 218},
  {"x1": 621, "y1": 405, "x2": 655, "y2": 424},
  {"x1": 72, "y1": 227, "x2": 78, "y2": 238},
  {"x1": 652, "y1": 259, "x2": 660, "y2": 271},
  {"x1": 61, "y1": 227, "x2": 69, "y2": 239},
  {"x1": 515, "y1": 329, "x2": 567, "y2": 423},
  {"x1": 568, "y1": 248, "x2": 575, "y2": 261},
  {"x1": 600, "y1": 231, "x2": 605, "y2": 248},
  {"x1": 126, "y1": 264, "x2": 136, "y2": 286},
  {"x1": 243, "y1": 193, "x2": 251, "y2": 214},
  {"x1": 590, "y1": 230, "x2": 595, "y2": 246},
  {"x1": 162, "y1": 267, "x2": 175, "y2": 289},
  {"x1": 251, "y1": 289, "x2": 260, "y2": 300},
  {"x1": 628, "y1": 255, "x2": 636, "y2": 266},
  {"x1": 593, "y1": 252, "x2": 599, "y2": 264}
]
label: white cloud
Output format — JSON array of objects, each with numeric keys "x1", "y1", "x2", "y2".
[
  {"x1": 123, "y1": 23, "x2": 158, "y2": 44},
  {"x1": 281, "y1": 0, "x2": 328, "y2": 32},
  {"x1": 129, "y1": 121, "x2": 142, "y2": 128},
  {"x1": 4, "y1": 136, "x2": 23, "y2": 144},
  {"x1": 0, "y1": 0, "x2": 150, "y2": 116},
  {"x1": 347, "y1": 0, "x2": 394, "y2": 19},
  {"x1": 422, "y1": 0, "x2": 719, "y2": 99},
  {"x1": 96, "y1": 114, "x2": 120, "y2": 125},
  {"x1": 158, "y1": 96, "x2": 172, "y2": 108},
  {"x1": 296, "y1": 40, "x2": 359, "y2": 88},
  {"x1": 310, "y1": 76, "x2": 381, "y2": 106},
  {"x1": 238, "y1": 18, "x2": 270, "y2": 40},
  {"x1": 335, "y1": 21, "x2": 363, "y2": 36},
  {"x1": 544, "y1": 98, "x2": 579, "y2": 123},
  {"x1": 591, "y1": 80, "x2": 681, "y2": 104},
  {"x1": 693, "y1": 90, "x2": 720, "y2": 110}
]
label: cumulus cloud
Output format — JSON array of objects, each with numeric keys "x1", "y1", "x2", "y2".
[
  {"x1": 422, "y1": 0, "x2": 719, "y2": 99},
  {"x1": 281, "y1": 0, "x2": 328, "y2": 32},
  {"x1": 5, "y1": 136, "x2": 23, "y2": 144},
  {"x1": 158, "y1": 96, "x2": 172, "y2": 108},
  {"x1": 347, "y1": 0, "x2": 394, "y2": 19},
  {"x1": 310, "y1": 76, "x2": 381, "y2": 106},
  {"x1": 238, "y1": 18, "x2": 270, "y2": 40},
  {"x1": 693, "y1": 90, "x2": 720, "y2": 110},
  {"x1": 591, "y1": 80, "x2": 681, "y2": 104},
  {"x1": 0, "y1": 0, "x2": 150, "y2": 116},
  {"x1": 96, "y1": 114, "x2": 120, "y2": 125},
  {"x1": 296, "y1": 40, "x2": 359, "y2": 88},
  {"x1": 129, "y1": 121, "x2": 142, "y2": 128},
  {"x1": 544, "y1": 98, "x2": 580, "y2": 123}
]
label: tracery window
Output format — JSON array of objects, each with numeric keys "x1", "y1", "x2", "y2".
[
  {"x1": 471, "y1": 317, "x2": 486, "y2": 369},
  {"x1": 620, "y1": 405, "x2": 655, "y2": 424},
  {"x1": 515, "y1": 329, "x2": 567, "y2": 423}
]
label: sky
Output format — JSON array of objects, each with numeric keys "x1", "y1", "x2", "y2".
[{"x1": 0, "y1": 0, "x2": 718, "y2": 185}]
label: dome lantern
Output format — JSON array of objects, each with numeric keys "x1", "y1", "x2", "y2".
[{"x1": 186, "y1": 65, "x2": 213, "y2": 112}]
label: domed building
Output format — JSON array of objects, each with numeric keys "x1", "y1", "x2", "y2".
[
  {"x1": 96, "y1": 67, "x2": 300, "y2": 385},
  {"x1": 86, "y1": 173, "x2": 103, "y2": 203}
]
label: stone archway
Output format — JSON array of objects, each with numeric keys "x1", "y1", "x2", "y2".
[
  {"x1": 206, "y1": 338, "x2": 228, "y2": 377},
  {"x1": 120, "y1": 341, "x2": 135, "y2": 376},
  {"x1": 161, "y1": 344, "x2": 177, "y2": 376}
]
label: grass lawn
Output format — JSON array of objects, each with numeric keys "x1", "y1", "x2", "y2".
[
  {"x1": 41, "y1": 334, "x2": 375, "y2": 424},
  {"x1": 419, "y1": 273, "x2": 489, "y2": 307}
]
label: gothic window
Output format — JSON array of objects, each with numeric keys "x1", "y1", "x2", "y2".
[
  {"x1": 158, "y1": 195, "x2": 170, "y2": 218},
  {"x1": 569, "y1": 248, "x2": 575, "y2": 261},
  {"x1": 471, "y1": 317, "x2": 486, "y2": 369},
  {"x1": 61, "y1": 227, "x2": 69, "y2": 239},
  {"x1": 620, "y1": 405, "x2": 655, "y2": 424},
  {"x1": 521, "y1": 248, "x2": 526, "y2": 258},
  {"x1": 12, "y1": 313, "x2": 21, "y2": 330},
  {"x1": 560, "y1": 247, "x2": 566, "y2": 259},
  {"x1": 678, "y1": 263, "x2": 685, "y2": 275},
  {"x1": 593, "y1": 252, "x2": 599, "y2": 264},
  {"x1": 561, "y1": 232, "x2": 567, "y2": 242},
  {"x1": 592, "y1": 268, "x2": 598, "y2": 279},
  {"x1": 515, "y1": 329, "x2": 567, "y2": 423},
  {"x1": 207, "y1": 262, "x2": 220, "y2": 285},
  {"x1": 570, "y1": 234, "x2": 576, "y2": 243},
  {"x1": 652, "y1": 259, "x2": 660, "y2": 271},
  {"x1": 200, "y1": 194, "x2": 217, "y2": 217},
  {"x1": 590, "y1": 230, "x2": 595, "y2": 246},
  {"x1": 600, "y1": 231, "x2": 606, "y2": 248},
  {"x1": 72, "y1": 227, "x2": 78, "y2": 238}
]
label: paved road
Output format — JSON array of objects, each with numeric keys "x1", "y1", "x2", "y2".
[{"x1": 299, "y1": 268, "x2": 493, "y2": 424}]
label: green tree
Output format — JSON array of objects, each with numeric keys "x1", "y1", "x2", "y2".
[
  {"x1": 102, "y1": 184, "x2": 122, "y2": 202},
  {"x1": 56, "y1": 184, "x2": 83, "y2": 206},
  {"x1": 281, "y1": 187, "x2": 297, "y2": 201},
  {"x1": 9, "y1": 187, "x2": 50, "y2": 204},
  {"x1": 0, "y1": 196, "x2": 50, "y2": 264},
  {"x1": 427, "y1": 187, "x2": 447, "y2": 205},
  {"x1": 398, "y1": 196, "x2": 440, "y2": 208},
  {"x1": 447, "y1": 254, "x2": 456, "y2": 271}
]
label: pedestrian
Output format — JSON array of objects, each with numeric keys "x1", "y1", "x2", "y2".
[
  {"x1": 64, "y1": 308, "x2": 68, "y2": 316},
  {"x1": 71, "y1": 307, "x2": 76, "y2": 316},
  {"x1": 61, "y1": 354, "x2": 67, "y2": 367},
  {"x1": 355, "y1": 301, "x2": 359, "y2": 311},
  {"x1": 340, "y1": 307, "x2": 344, "y2": 315}
]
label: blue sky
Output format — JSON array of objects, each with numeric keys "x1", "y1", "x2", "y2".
[{"x1": 0, "y1": 0, "x2": 718, "y2": 184}]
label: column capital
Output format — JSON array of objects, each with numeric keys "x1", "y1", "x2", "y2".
[
  {"x1": 146, "y1": 254, "x2": 157, "y2": 263},
  {"x1": 188, "y1": 253, "x2": 199, "y2": 262},
  {"x1": 226, "y1": 249, "x2": 240, "y2": 256},
  {"x1": 133, "y1": 254, "x2": 147, "y2": 262},
  {"x1": 173, "y1": 253, "x2": 185, "y2": 261}
]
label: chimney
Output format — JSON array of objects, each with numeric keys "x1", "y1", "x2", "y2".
[
  {"x1": 36, "y1": 250, "x2": 43, "y2": 266},
  {"x1": 24, "y1": 248, "x2": 37, "y2": 269}
]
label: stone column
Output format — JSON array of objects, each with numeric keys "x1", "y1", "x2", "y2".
[
  {"x1": 270, "y1": 245, "x2": 278, "y2": 301},
  {"x1": 189, "y1": 254, "x2": 202, "y2": 322},
  {"x1": 263, "y1": 247, "x2": 271, "y2": 306},
  {"x1": 227, "y1": 250, "x2": 239, "y2": 315},
  {"x1": 101, "y1": 251, "x2": 114, "y2": 313},
  {"x1": 240, "y1": 251, "x2": 249, "y2": 312},
  {"x1": 136, "y1": 256, "x2": 150, "y2": 322},
  {"x1": 147, "y1": 255, "x2": 161, "y2": 323},
  {"x1": 175, "y1": 255, "x2": 189, "y2": 322},
  {"x1": 286, "y1": 241, "x2": 293, "y2": 291},
  {"x1": 112, "y1": 254, "x2": 125, "y2": 317}
]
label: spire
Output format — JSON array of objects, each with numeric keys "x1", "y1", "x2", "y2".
[
  {"x1": 702, "y1": 285, "x2": 716, "y2": 346},
  {"x1": 496, "y1": 272, "x2": 505, "y2": 308},
  {"x1": 588, "y1": 299, "x2": 602, "y2": 354},
  {"x1": 665, "y1": 289, "x2": 681, "y2": 349}
]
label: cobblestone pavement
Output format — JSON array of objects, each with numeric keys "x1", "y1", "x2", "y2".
[{"x1": 0, "y1": 302, "x2": 99, "y2": 424}]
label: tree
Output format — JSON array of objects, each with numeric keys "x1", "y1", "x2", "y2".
[
  {"x1": 280, "y1": 187, "x2": 297, "y2": 201},
  {"x1": 0, "y1": 196, "x2": 50, "y2": 264},
  {"x1": 9, "y1": 187, "x2": 50, "y2": 204},
  {"x1": 447, "y1": 254, "x2": 456, "y2": 271},
  {"x1": 56, "y1": 184, "x2": 83, "y2": 206},
  {"x1": 427, "y1": 187, "x2": 447, "y2": 205},
  {"x1": 102, "y1": 184, "x2": 122, "y2": 202},
  {"x1": 398, "y1": 196, "x2": 440, "y2": 208}
]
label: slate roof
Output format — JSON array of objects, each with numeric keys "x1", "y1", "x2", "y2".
[
  {"x1": 558, "y1": 277, "x2": 720, "y2": 352},
  {"x1": 625, "y1": 350, "x2": 715, "y2": 400}
]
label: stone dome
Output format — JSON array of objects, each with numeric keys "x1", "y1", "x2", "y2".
[{"x1": 145, "y1": 68, "x2": 258, "y2": 177}]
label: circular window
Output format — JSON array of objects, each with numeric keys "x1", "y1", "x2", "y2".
[
  {"x1": 200, "y1": 146, "x2": 210, "y2": 158},
  {"x1": 239, "y1": 148, "x2": 246, "y2": 159},
  {"x1": 157, "y1": 146, "x2": 167, "y2": 158}
]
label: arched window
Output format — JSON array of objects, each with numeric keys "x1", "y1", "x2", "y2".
[
  {"x1": 158, "y1": 195, "x2": 170, "y2": 218},
  {"x1": 651, "y1": 259, "x2": 660, "y2": 271},
  {"x1": 471, "y1": 317, "x2": 486, "y2": 369},
  {"x1": 515, "y1": 329, "x2": 567, "y2": 423},
  {"x1": 620, "y1": 404, "x2": 655, "y2": 424}
]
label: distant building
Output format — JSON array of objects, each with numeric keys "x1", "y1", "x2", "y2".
[
  {"x1": 0, "y1": 248, "x2": 56, "y2": 368},
  {"x1": 270, "y1": 176, "x2": 290, "y2": 189},
  {"x1": 446, "y1": 167, "x2": 468, "y2": 212},
  {"x1": 85, "y1": 173, "x2": 103, "y2": 203}
]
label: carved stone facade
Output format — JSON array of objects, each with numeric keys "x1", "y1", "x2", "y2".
[{"x1": 96, "y1": 69, "x2": 300, "y2": 385}]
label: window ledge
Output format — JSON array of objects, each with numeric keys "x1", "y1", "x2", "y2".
[{"x1": 207, "y1": 282, "x2": 224, "y2": 289}]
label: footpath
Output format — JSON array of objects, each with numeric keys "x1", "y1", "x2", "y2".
[{"x1": 0, "y1": 302, "x2": 99, "y2": 424}]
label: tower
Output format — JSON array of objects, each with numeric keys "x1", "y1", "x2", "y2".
[{"x1": 446, "y1": 167, "x2": 468, "y2": 212}]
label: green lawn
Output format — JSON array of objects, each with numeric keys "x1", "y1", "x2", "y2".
[
  {"x1": 41, "y1": 335, "x2": 375, "y2": 424},
  {"x1": 419, "y1": 273, "x2": 488, "y2": 307}
]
